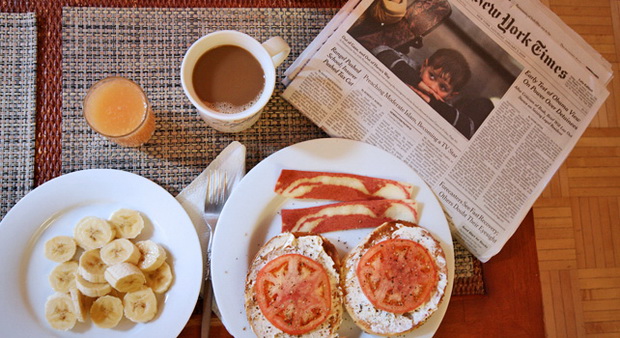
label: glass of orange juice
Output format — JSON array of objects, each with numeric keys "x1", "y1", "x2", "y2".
[{"x1": 83, "y1": 77, "x2": 155, "y2": 147}]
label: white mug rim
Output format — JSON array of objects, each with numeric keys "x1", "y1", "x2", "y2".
[{"x1": 180, "y1": 30, "x2": 276, "y2": 122}]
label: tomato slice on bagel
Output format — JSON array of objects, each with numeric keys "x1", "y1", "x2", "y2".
[
  {"x1": 356, "y1": 238, "x2": 438, "y2": 314},
  {"x1": 255, "y1": 253, "x2": 332, "y2": 335}
]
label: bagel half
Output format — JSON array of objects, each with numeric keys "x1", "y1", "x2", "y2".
[
  {"x1": 341, "y1": 221, "x2": 448, "y2": 336},
  {"x1": 245, "y1": 232, "x2": 343, "y2": 337}
]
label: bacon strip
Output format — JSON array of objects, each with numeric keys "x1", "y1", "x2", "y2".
[
  {"x1": 281, "y1": 199, "x2": 418, "y2": 233},
  {"x1": 274, "y1": 170, "x2": 414, "y2": 201}
]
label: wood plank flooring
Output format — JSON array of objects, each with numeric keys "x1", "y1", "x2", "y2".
[{"x1": 535, "y1": 1, "x2": 619, "y2": 336}]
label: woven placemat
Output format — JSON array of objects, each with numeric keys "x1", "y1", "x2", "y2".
[
  {"x1": 62, "y1": 7, "x2": 483, "y2": 295},
  {"x1": 62, "y1": 7, "x2": 332, "y2": 192},
  {"x1": 0, "y1": 13, "x2": 37, "y2": 220}
]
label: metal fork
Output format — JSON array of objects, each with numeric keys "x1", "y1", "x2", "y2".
[{"x1": 201, "y1": 170, "x2": 229, "y2": 338}]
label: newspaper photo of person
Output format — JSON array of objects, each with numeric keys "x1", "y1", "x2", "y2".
[
  {"x1": 348, "y1": 0, "x2": 522, "y2": 140},
  {"x1": 373, "y1": 45, "x2": 479, "y2": 138}
]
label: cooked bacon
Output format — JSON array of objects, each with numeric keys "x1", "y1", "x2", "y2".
[
  {"x1": 281, "y1": 199, "x2": 418, "y2": 233},
  {"x1": 274, "y1": 170, "x2": 414, "y2": 201}
]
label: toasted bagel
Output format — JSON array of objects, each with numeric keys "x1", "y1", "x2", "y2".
[
  {"x1": 341, "y1": 221, "x2": 448, "y2": 336},
  {"x1": 245, "y1": 232, "x2": 343, "y2": 337}
]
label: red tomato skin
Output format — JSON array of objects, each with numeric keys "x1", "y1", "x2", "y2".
[
  {"x1": 356, "y1": 239, "x2": 438, "y2": 314},
  {"x1": 255, "y1": 253, "x2": 332, "y2": 335}
]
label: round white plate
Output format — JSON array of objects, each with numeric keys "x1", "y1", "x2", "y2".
[
  {"x1": 0, "y1": 169, "x2": 202, "y2": 337},
  {"x1": 212, "y1": 138, "x2": 454, "y2": 337}
]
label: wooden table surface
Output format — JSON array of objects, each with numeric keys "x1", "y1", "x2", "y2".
[{"x1": 1, "y1": 0, "x2": 546, "y2": 336}]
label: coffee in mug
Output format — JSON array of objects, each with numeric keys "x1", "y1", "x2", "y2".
[
  {"x1": 192, "y1": 45, "x2": 265, "y2": 114},
  {"x1": 181, "y1": 30, "x2": 290, "y2": 133}
]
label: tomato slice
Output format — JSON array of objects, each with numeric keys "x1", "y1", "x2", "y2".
[
  {"x1": 255, "y1": 253, "x2": 331, "y2": 335},
  {"x1": 356, "y1": 239, "x2": 438, "y2": 314}
]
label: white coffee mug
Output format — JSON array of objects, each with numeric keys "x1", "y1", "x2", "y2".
[{"x1": 181, "y1": 30, "x2": 290, "y2": 133}]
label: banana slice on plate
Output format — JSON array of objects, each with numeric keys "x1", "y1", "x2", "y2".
[
  {"x1": 74, "y1": 216, "x2": 115, "y2": 250},
  {"x1": 145, "y1": 262, "x2": 173, "y2": 293},
  {"x1": 76, "y1": 274, "x2": 111, "y2": 298},
  {"x1": 44, "y1": 236, "x2": 77, "y2": 262},
  {"x1": 90, "y1": 295, "x2": 123, "y2": 329},
  {"x1": 45, "y1": 293, "x2": 77, "y2": 331},
  {"x1": 105, "y1": 262, "x2": 146, "y2": 293},
  {"x1": 123, "y1": 288, "x2": 158, "y2": 323},
  {"x1": 69, "y1": 288, "x2": 90, "y2": 322},
  {"x1": 78, "y1": 249, "x2": 107, "y2": 283},
  {"x1": 49, "y1": 261, "x2": 78, "y2": 293},
  {"x1": 42, "y1": 208, "x2": 176, "y2": 331},
  {"x1": 100, "y1": 238, "x2": 141, "y2": 266},
  {"x1": 135, "y1": 240, "x2": 167, "y2": 271},
  {"x1": 109, "y1": 209, "x2": 145, "y2": 239}
]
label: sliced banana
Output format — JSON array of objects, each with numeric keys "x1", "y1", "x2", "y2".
[
  {"x1": 145, "y1": 262, "x2": 173, "y2": 293},
  {"x1": 100, "y1": 238, "x2": 141, "y2": 266},
  {"x1": 135, "y1": 240, "x2": 167, "y2": 271},
  {"x1": 78, "y1": 248, "x2": 107, "y2": 283},
  {"x1": 123, "y1": 287, "x2": 158, "y2": 323},
  {"x1": 45, "y1": 293, "x2": 77, "y2": 331},
  {"x1": 43, "y1": 209, "x2": 175, "y2": 331},
  {"x1": 74, "y1": 216, "x2": 115, "y2": 250},
  {"x1": 105, "y1": 262, "x2": 146, "y2": 293},
  {"x1": 76, "y1": 274, "x2": 111, "y2": 298},
  {"x1": 90, "y1": 295, "x2": 123, "y2": 329},
  {"x1": 109, "y1": 208, "x2": 144, "y2": 239},
  {"x1": 49, "y1": 261, "x2": 78, "y2": 293},
  {"x1": 69, "y1": 288, "x2": 89, "y2": 322},
  {"x1": 44, "y1": 236, "x2": 77, "y2": 262}
]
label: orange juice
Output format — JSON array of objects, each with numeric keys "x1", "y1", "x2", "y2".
[{"x1": 83, "y1": 77, "x2": 155, "y2": 147}]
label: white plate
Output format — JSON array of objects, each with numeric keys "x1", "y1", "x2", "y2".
[
  {"x1": 212, "y1": 138, "x2": 454, "y2": 337},
  {"x1": 0, "y1": 169, "x2": 202, "y2": 337}
]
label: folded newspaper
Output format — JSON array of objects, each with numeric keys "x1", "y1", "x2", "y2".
[{"x1": 281, "y1": 0, "x2": 613, "y2": 262}]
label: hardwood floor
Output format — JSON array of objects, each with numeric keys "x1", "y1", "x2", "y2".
[{"x1": 534, "y1": 1, "x2": 620, "y2": 336}]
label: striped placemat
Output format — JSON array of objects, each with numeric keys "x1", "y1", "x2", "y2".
[
  {"x1": 0, "y1": 13, "x2": 37, "y2": 220},
  {"x1": 61, "y1": 7, "x2": 483, "y2": 295}
]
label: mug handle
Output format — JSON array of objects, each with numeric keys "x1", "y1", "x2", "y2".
[{"x1": 262, "y1": 37, "x2": 291, "y2": 68}]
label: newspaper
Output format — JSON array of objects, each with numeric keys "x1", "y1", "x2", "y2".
[{"x1": 281, "y1": 0, "x2": 613, "y2": 262}]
